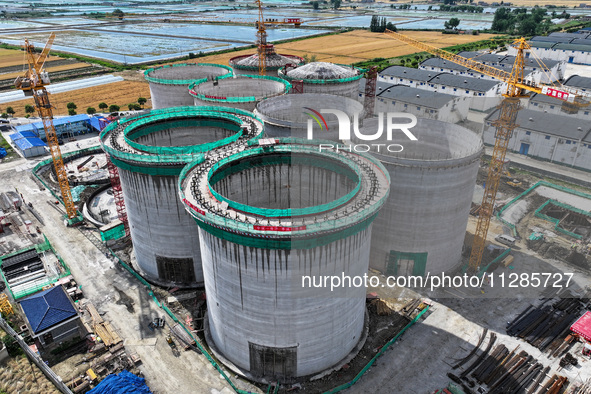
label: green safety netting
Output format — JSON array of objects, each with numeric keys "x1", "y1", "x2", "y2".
[
  {"x1": 100, "y1": 223, "x2": 126, "y2": 241},
  {"x1": 534, "y1": 199, "x2": 590, "y2": 240},
  {"x1": 208, "y1": 148, "x2": 362, "y2": 218},
  {"x1": 178, "y1": 139, "x2": 390, "y2": 244},
  {"x1": 188, "y1": 75, "x2": 291, "y2": 103},
  {"x1": 143, "y1": 63, "x2": 233, "y2": 85},
  {"x1": 100, "y1": 106, "x2": 263, "y2": 171}
]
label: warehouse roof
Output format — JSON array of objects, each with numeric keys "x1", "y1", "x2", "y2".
[
  {"x1": 528, "y1": 92, "x2": 563, "y2": 106},
  {"x1": 376, "y1": 84, "x2": 456, "y2": 109},
  {"x1": 14, "y1": 114, "x2": 91, "y2": 134},
  {"x1": 551, "y1": 42, "x2": 591, "y2": 53},
  {"x1": 380, "y1": 66, "x2": 442, "y2": 82},
  {"x1": 485, "y1": 108, "x2": 591, "y2": 142},
  {"x1": 429, "y1": 73, "x2": 499, "y2": 92},
  {"x1": 19, "y1": 286, "x2": 78, "y2": 335},
  {"x1": 564, "y1": 75, "x2": 591, "y2": 90},
  {"x1": 358, "y1": 78, "x2": 396, "y2": 93},
  {"x1": 457, "y1": 51, "x2": 559, "y2": 69}
]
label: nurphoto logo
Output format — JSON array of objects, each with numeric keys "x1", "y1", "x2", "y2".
[{"x1": 303, "y1": 108, "x2": 419, "y2": 153}]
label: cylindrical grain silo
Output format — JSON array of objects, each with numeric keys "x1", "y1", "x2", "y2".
[
  {"x1": 144, "y1": 63, "x2": 233, "y2": 109},
  {"x1": 229, "y1": 44, "x2": 304, "y2": 76},
  {"x1": 277, "y1": 62, "x2": 363, "y2": 99},
  {"x1": 254, "y1": 93, "x2": 365, "y2": 141},
  {"x1": 179, "y1": 139, "x2": 390, "y2": 381},
  {"x1": 188, "y1": 75, "x2": 291, "y2": 111},
  {"x1": 100, "y1": 106, "x2": 263, "y2": 287},
  {"x1": 353, "y1": 117, "x2": 483, "y2": 276}
]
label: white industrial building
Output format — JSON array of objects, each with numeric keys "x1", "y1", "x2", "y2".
[
  {"x1": 514, "y1": 31, "x2": 591, "y2": 65},
  {"x1": 379, "y1": 66, "x2": 501, "y2": 112},
  {"x1": 483, "y1": 108, "x2": 591, "y2": 171},
  {"x1": 420, "y1": 51, "x2": 564, "y2": 84}
]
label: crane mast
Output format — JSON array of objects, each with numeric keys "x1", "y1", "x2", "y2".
[
  {"x1": 383, "y1": 30, "x2": 589, "y2": 273},
  {"x1": 256, "y1": 0, "x2": 267, "y2": 75},
  {"x1": 14, "y1": 34, "x2": 80, "y2": 223}
]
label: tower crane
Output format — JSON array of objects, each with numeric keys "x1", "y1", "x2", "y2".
[
  {"x1": 255, "y1": 0, "x2": 303, "y2": 75},
  {"x1": 14, "y1": 33, "x2": 81, "y2": 225},
  {"x1": 383, "y1": 30, "x2": 590, "y2": 273}
]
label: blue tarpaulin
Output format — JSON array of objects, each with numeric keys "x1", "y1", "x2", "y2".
[
  {"x1": 9, "y1": 131, "x2": 47, "y2": 151},
  {"x1": 87, "y1": 371, "x2": 152, "y2": 394},
  {"x1": 0, "y1": 147, "x2": 6, "y2": 158}
]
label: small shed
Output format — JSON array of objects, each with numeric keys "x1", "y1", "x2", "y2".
[
  {"x1": 9, "y1": 131, "x2": 46, "y2": 158},
  {"x1": 19, "y1": 286, "x2": 82, "y2": 347}
]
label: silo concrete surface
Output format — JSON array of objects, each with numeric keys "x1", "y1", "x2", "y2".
[
  {"x1": 353, "y1": 117, "x2": 483, "y2": 277},
  {"x1": 277, "y1": 62, "x2": 363, "y2": 99},
  {"x1": 254, "y1": 93, "x2": 365, "y2": 141},
  {"x1": 100, "y1": 106, "x2": 263, "y2": 288},
  {"x1": 144, "y1": 63, "x2": 233, "y2": 109},
  {"x1": 188, "y1": 75, "x2": 291, "y2": 111},
  {"x1": 229, "y1": 44, "x2": 304, "y2": 76},
  {"x1": 179, "y1": 139, "x2": 390, "y2": 381}
]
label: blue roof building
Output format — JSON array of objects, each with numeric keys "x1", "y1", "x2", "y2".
[
  {"x1": 19, "y1": 286, "x2": 82, "y2": 347},
  {"x1": 9, "y1": 131, "x2": 47, "y2": 158},
  {"x1": 14, "y1": 114, "x2": 100, "y2": 141}
]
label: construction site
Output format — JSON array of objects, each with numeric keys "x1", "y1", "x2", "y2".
[{"x1": 1, "y1": 1, "x2": 591, "y2": 394}]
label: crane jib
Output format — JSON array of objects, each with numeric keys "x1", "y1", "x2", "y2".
[{"x1": 541, "y1": 86, "x2": 575, "y2": 103}]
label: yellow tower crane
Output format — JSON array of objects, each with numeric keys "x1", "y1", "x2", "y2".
[
  {"x1": 255, "y1": 0, "x2": 303, "y2": 76},
  {"x1": 14, "y1": 33, "x2": 81, "y2": 225},
  {"x1": 383, "y1": 30, "x2": 590, "y2": 273}
]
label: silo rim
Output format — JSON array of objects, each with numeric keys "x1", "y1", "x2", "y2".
[
  {"x1": 144, "y1": 63, "x2": 233, "y2": 85},
  {"x1": 188, "y1": 75, "x2": 291, "y2": 103}
]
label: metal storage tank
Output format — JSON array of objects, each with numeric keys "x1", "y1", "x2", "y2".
[
  {"x1": 229, "y1": 44, "x2": 304, "y2": 76},
  {"x1": 144, "y1": 63, "x2": 233, "y2": 109},
  {"x1": 277, "y1": 62, "x2": 363, "y2": 99},
  {"x1": 179, "y1": 139, "x2": 390, "y2": 381},
  {"x1": 352, "y1": 117, "x2": 483, "y2": 276},
  {"x1": 189, "y1": 75, "x2": 290, "y2": 111},
  {"x1": 100, "y1": 106, "x2": 263, "y2": 287},
  {"x1": 254, "y1": 93, "x2": 365, "y2": 141}
]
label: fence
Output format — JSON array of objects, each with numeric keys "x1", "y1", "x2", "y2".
[{"x1": 0, "y1": 316, "x2": 74, "y2": 394}]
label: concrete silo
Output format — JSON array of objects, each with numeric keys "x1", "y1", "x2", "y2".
[
  {"x1": 179, "y1": 139, "x2": 390, "y2": 381},
  {"x1": 144, "y1": 63, "x2": 233, "y2": 109},
  {"x1": 277, "y1": 62, "x2": 363, "y2": 99},
  {"x1": 254, "y1": 93, "x2": 364, "y2": 141},
  {"x1": 100, "y1": 106, "x2": 263, "y2": 287},
  {"x1": 353, "y1": 117, "x2": 483, "y2": 276},
  {"x1": 189, "y1": 75, "x2": 290, "y2": 111},
  {"x1": 229, "y1": 44, "x2": 304, "y2": 76}
]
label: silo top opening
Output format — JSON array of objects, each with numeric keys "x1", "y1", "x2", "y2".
[
  {"x1": 189, "y1": 75, "x2": 291, "y2": 103},
  {"x1": 144, "y1": 63, "x2": 233, "y2": 85},
  {"x1": 209, "y1": 152, "x2": 359, "y2": 214},
  {"x1": 279, "y1": 62, "x2": 363, "y2": 82}
]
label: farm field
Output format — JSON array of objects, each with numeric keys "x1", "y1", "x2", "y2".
[
  {"x1": 0, "y1": 48, "x2": 66, "y2": 68},
  {"x1": 3, "y1": 80, "x2": 150, "y2": 117},
  {"x1": 0, "y1": 62, "x2": 90, "y2": 81},
  {"x1": 190, "y1": 30, "x2": 499, "y2": 65}
]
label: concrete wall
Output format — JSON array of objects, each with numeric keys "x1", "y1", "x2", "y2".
[
  {"x1": 200, "y1": 226, "x2": 371, "y2": 379},
  {"x1": 511, "y1": 45, "x2": 591, "y2": 65},
  {"x1": 374, "y1": 96, "x2": 470, "y2": 123},
  {"x1": 119, "y1": 170, "x2": 203, "y2": 287},
  {"x1": 357, "y1": 118, "x2": 482, "y2": 276}
]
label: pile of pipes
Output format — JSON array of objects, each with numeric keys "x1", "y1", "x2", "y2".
[
  {"x1": 450, "y1": 330, "x2": 568, "y2": 394},
  {"x1": 506, "y1": 294, "x2": 588, "y2": 353}
]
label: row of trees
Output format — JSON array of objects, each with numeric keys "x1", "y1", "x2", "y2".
[
  {"x1": 0, "y1": 97, "x2": 147, "y2": 118},
  {"x1": 491, "y1": 7, "x2": 552, "y2": 35},
  {"x1": 369, "y1": 16, "x2": 397, "y2": 33},
  {"x1": 440, "y1": 5, "x2": 484, "y2": 13}
]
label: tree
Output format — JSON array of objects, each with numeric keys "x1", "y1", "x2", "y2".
[
  {"x1": 313, "y1": 1, "x2": 319, "y2": 9},
  {"x1": 137, "y1": 97, "x2": 147, "y2": 108},
  {"x1": 386, "y1": 22, "x2": 397, "y2": 32},
  {"x1": 112, "y1": 9, "x2": 124, "y2": 20},
  {"x1": 444, "y1": 17, "x2": 461, "y2": 30},
  {"x1": 109, "y1": 104, "x2": 120, "y2": 113},
  {"x1": 98, "y1": 102, "x2": 108, "y2": 111},
  {"x1": 2, "y1": 335, "x2": 22, "y2": 357},
  {"x1": 1, "y1": 113, "x2": 7, "y2": 119},
  {"x1": 333, "y1": 0, "x2": 340, "y2": 9},
  {"x1": 24, "y1": 104, "x2": 35, "y2": 115},
  {"x1": 68, "y1": 108, "x2": 76, "y2": 116},
  {"x1": 128, "y1": 103, "x2": 136, "y2": 111},
  {"x1": 6, "y1": 107, "x2": 14, "y2": 117},
  {"x1": 66, "y1": 102, "x2": 77, "y2": 110},
  {"x1": 87, "y1": 107, "x2": 96, "y2": 114}
]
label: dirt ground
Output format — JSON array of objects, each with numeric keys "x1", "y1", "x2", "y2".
[
  {"x1": 4, "y1": 80, "x2": 151, "y2": 117},
  {"x1": 0, "y1": 48, "x2": 66, "y2": 68},
  {"x1": 0, "y1": 62, "x2": 89, "y2": 82},
  {"x1": 186, "y1": 30, "x2": 498, "y2": 66}
]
